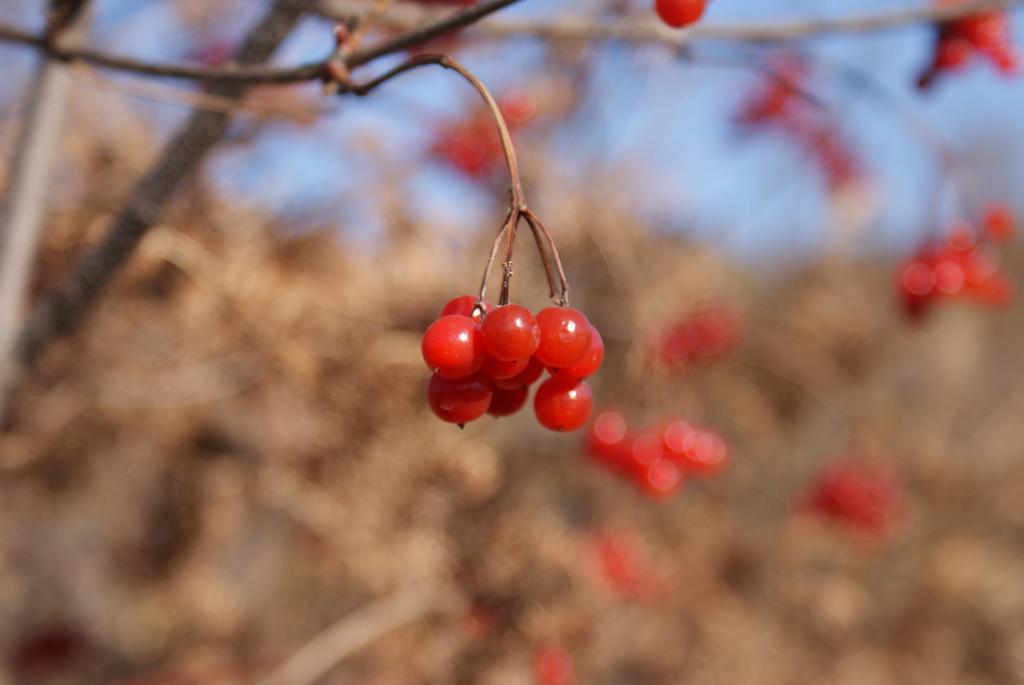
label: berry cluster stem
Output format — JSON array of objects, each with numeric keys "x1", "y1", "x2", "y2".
[{"x1": 331, "y1": 50, "x2": 571, "y2": 309}]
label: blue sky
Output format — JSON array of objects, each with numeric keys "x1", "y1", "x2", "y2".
[{"x1": 2, "y1": 0, "x2": 1022, "y2": 263}]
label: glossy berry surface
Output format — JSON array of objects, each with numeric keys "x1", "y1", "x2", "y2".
[
  {"x1": 535, "y1": 306, "x2": 593, "y2": 369},
  {"x1": 427, "y1": 373, "x2": 492, "y2": 424},
  {"x1": 439, "y1": 295, "x2": 490, "y2": 322},
  {"x1": 534, "y1": 377, "x2": 593, "y2": 432},
  {"x1": 487, "y1": 385, "x2": 529, "y2": 417},
  {"x1": 655, "y1": 0, "x2": 708, "y2": 28},
  {"x1": 422, "y1": 315, "x2": 485, "y2": 379},
  {"x1": 493, "y1": 355, "x2": 545, "y2": 390},
  {"x1": 480, "y1": 353, "x2": 529, "y2": 381},
  {"x1": 481, "y1": 304, "x2": 541, "y2": 361}
]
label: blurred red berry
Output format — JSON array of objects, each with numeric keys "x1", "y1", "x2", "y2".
[
  {"x1": 655, "y1": 0, "x2": 708, "y2": 28},
  {"x1": 803, "y1": 461, "x2": 903, "y2": 538},
  {"x1": 534, "y1": 645, "x2": 574, "y2": 685}
]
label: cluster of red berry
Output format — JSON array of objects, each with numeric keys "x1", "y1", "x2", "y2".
[
  {"x1": 735, "y1": 56, "x2": 861, "y2": 191},
  {"x1": 423, "y1": 296, "x2": 603, "y2": 430},
  {"x1": 649, "y1": 305, "x2": 743, "y2": 370},
  {"x1": 585, "y1": 411, "x2": 728, "y2": 499},
  {"x1": 918, "y1": 1, "x2": 1020, "y2": 89},
  {"x1": 654, "y1": 0, "x2": 708, "y2": 28},
  {"x1": 897, "y1": 205, "x2": 1015, "y2": 319},
  {"x1": 431, "y1": 90, "x2": 537, "y2": 179},
  {"x1": 802, "y1": 461, "x2": 904, "y2": 539}
]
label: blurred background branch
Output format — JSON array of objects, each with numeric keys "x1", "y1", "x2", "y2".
[
  {"x1": 0, "y1": 0, "x2": 1018, "y2": 87},
  {"x1": 4, "y1": 0, "x2": 307, "y2": 421},
  {"x1": 0, "y1": 2, "x2": 93, "y2": 421}
]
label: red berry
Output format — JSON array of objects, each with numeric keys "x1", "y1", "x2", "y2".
[
  {"x1": 481, "y1": 304, "x2": 541, "y2": 362},
  {"x1": 586, "y1": 410, "x2": 629, "y2": 461},
  {"x1": 534, "y1": 377, "x2": 593, "y2": 432},
  {"x1": 534, "y1": 646, "x2": 574, "y2": 685},
  {"x1": 933, "y1": 259, "x2": 966, "y2": 295},
  {"x1": 487, "y1": 384, "x2": 529, "y2": 417},
  {"x1": 552, "y1": 324, "x2": 604, "y2": 379},
  {"x1": 493, "y1": 355, "x2": 545, "y2": 390},
  {"x1": 481, "y1": 354, "x2": 529, "y2": 381},
  {"x1": 440, "y1": 295, "x2": 491, "y2": 321},
  {"x1": 680, "y1": 429, "x2": 729, "y2": 476},
  {"x1": 984, "y1": 203, "x2": 1015, "y2": 242},
  {"x1": 803, "y1": 461, "x2": 903, "y2": 538},
  {"x1": 535, "y1": 306, "x2": 593, "y2": 368},
  {"x1": 655, "y1": 0, "x2": 707, "y2": 28},
  {"x1": 900, "y1": 260, "x2": 935, "y2": 298},
  {"x1": 637, "y1": 459, "x2": 684, "y2": 499},
  {"x1": 427, "y1": 373, "x2": 492, "y2": 425},
  {"x1": 661, "y1": 420, "x2": 696, "y2": 461},
  {"x1": 422, "y1": 315, "x2": 485, "y2": 379}
]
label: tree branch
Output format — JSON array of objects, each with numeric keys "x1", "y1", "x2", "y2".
[
  {"x1": 254, "y1": 587, "x2": 456, "y2": 685},
  {"x1": 0, "y1": 0, "x2": 524, "y2": 86},
  {"x1": 0, "y1": 1, "x2": 1018, "y2": 86},
  {"x1": 0, "y1": 7, "x2": 91, "y2": 421},
  {"x1": 327, "y1": 0, "x2": 1021, "y2": 45},
  {"x1": 12, "y1": 0, "x2": 307, "y2": 376}
]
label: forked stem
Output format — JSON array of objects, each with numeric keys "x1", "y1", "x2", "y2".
[{"x1": 335, "y1": 51, "x2": 569, "y2": 309}]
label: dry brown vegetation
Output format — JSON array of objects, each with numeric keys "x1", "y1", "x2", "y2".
[{"x1": 1, "y1": 95, "x2": 1024, "y2": 685}]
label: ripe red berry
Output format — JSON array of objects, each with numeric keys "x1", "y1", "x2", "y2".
[
  {"x1": 680, "y1": 429, "x2": 729, "y2": 475},
  {"x1": 427, "y1": 373, "x2": 492, "y2": 425},
  {"x1": 534, "y1": 377, "x2": 593, "y2": 432},
  {"x1": 655, "y1": 0, "x2": 707, "y2": 28},
  {"x1": 481, "y1": 304, "x2": 541, "y2": 361},
  {"x1": 493, "y1": 355, "x2": 545, "y2": 390},
  {"x1": 803, "y1": 461, "x2": 903, "y2": 538},
  {"x1": 933, "y1": 259, "x2": 966, "y2": 295},
  {"x1": 586, "y1": 410, "x2": 629, "y2": 461},
  {"x1": 422, "y1": 315, "x2": 485, "y2": 379},
  {"x1": 480, "y1": 354, "x2": 529, "y2": 381},
  {"x1": 535, "y1": 306, "x2": 593, "y2": 369},
  {"x1": 440, "y1": 295, "x2": 491, "y2": 321},
  {"x1": 984, "y1": 203, "x2": 1015, "y2": 242},
  {"x1": 534, "y1": 646, "x2": 574, "y2": 685},
  {"x1": 487, "y1": 384, "x2": 529, "y2": 417},
  {"x1": 637, "y1": 459, "x2": 684, "y2": 499}
]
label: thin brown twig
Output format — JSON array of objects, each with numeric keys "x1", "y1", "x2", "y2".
[
  {"x1": 334, "y1": 53, "x2": 569, "y2": 306},
  {"x1": 325, "y1": 0, "x2": 1021, "y2": 45},
  {"x1": 522, "y1": 209, "x2": 570, "y2": 306},
  {"x1": 0, "y1": 1, "x2": 1017, "y2": 88},
  {"x1": 0, "y1": 0, "x2": 524, "y2": 85},
  {"x1": 254, "y1": 587, "x2": 458, "y2": 685}
]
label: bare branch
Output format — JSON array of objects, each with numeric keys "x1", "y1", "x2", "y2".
[
  {"x1": 331, "y1": 0, "x2": 1022, "y2": 45},
  {"x1": 13, "y1": 0, "x2": 307, "y2": 372},
  {"x1": 0, "y1": 1, "x2": 1018, "y2": 86},
  {"x1": 255, "y1": 587, "x2": 457, "y2": 685},
  {"x1": 0, "y1": 8, "x2": 91, "y2": 421},
  {"x1": 0, "y1": 0, "x2": 524, "y2": 86}
]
